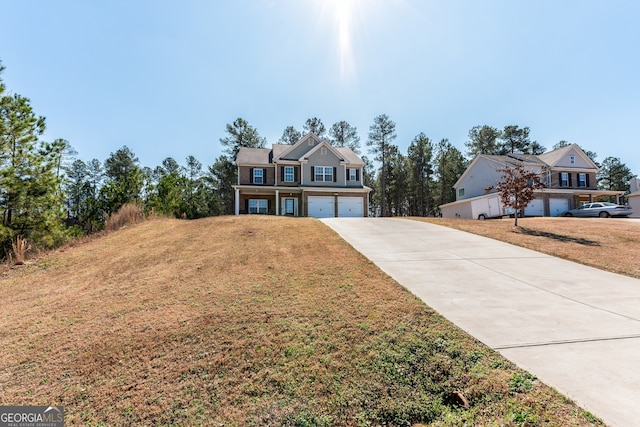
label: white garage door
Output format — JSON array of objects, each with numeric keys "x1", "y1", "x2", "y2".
[
  {"x1": 307, "y1": 196, "x2": 335, "y2": 218},
  {"x1": 338, "y1": 197, "x2": 364, "y2": 217},
  {"x1": 549, "y1": 198, "x2": 569, "y2": 217},
  {"x1": 524, "y1": 198, "x2": 544, "y2": 216}
]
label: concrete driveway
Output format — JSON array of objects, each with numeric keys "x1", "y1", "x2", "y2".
[{"x1": 321, "y1": 217, "x2": 640, "y2": 427}]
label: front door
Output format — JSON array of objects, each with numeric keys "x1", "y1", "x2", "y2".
[{"x1": 282, "y1": 198, "x2": 297, "y2": 216}]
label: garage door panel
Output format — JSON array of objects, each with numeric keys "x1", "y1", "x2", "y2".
[
  {"x1": 549, "y1": 198, "x2": 569, "y2": 217},
  {"x1": 308, "y1": 196, "x2": 335, "y2": 218},
  {"x1": 338, "y1": 197, "x2": 363, "y2": 217},
  {"x1": 524, "y1": 199, "x2": 544, "y2": 216}
]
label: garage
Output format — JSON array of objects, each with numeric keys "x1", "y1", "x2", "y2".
[
  {"x1": 549, "y1": 198, "x2": 569, "y2": 217},
  {"x1": 338, "y1": 197, "x2": 364, "y2": 217},
  {"x1": 524, "y1": 198, "x2": 544, "y2": 216},
  {"x1": 307, "y1": 196, "x2": 335, "y2": 218}
]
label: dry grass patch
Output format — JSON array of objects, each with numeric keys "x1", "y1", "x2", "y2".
[
  {"x1": 0, "y1": 216, "x2": 602, "y2": 425},
  {"x1": 417, "y1": 217, "x2": 640, "y2": 279},
  {"x1": 104, "y1": 202, "x2": 146, "y2": 232},
  {"x1": 11, "y1": 236, "x2": 31, "y2": 265}
]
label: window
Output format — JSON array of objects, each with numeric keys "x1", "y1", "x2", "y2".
[
  {"x1": 349, "y1": 168, "x2": 357, "y2": 181},
  {"x1": 321, "y1": 147, "x2": 328, "y2": 156},
  {"x1": 578, "y1": 173, "x2": 586, "y2": 187},
  {"x1": 314, "y1": 166, "x2": 333, "y2": 182},
  {"x1": 284, "y1": 166, "x2": 294, "y2": 182},
  {"x1": 560, "y1": 172, "x2": 569, "y2": 187},
  {"x1": 248, "y1": 199, "x2": 268, "y2": 214},
  {"x1": 458, "y1": 188, "x2": 465, "y2": 197},
  {"x1": 253, "y1": 168, "x2": 263, "y2": 184},
  {"x1": 570, "y1": 155, "x2": 575, "y2": 164}
]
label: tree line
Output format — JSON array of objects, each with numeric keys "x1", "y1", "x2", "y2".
[{"x1": 1, "y1": 61, "x2": 634, "y2": 258}]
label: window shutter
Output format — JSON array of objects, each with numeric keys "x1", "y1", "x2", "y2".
[
  {"x1": 311, "y1": 166, "x2": 315, "y2": 181},
  {"x1": 263, "y1": 169, "x2": 267, "y2": 185},
  {"x1": 346, "y1": 168, "x2": 350, "y2": 181},
  {"x1": 356, "y1": 169, "x2": 360, "y2": 181},
  {"x1": 569, "y1": 173, "x2": 572, "y2": 187},
  {"x1": 586, "y1": 174, "x2": 590, "y2": 187},
  {"x1": 281, "y1": 166, "x2": 284, "y2": 181},
  {"x1": 558, "y1": 173, "x2": 562, "y2": 186},
  {"x1": 244, "y1": 199, "x2": 249, "y2": 213},
  {"x1": 250, "y1": 168, "x2": 254, "y2": 184},
  {"x1": 294, "y1": 167, "x2": 298, "y2": 182},
  {"x1": 333, "y1": 167, "x2": 337, "y2": 182}
]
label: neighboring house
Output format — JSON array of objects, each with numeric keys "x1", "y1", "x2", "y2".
[
  {"x1": 628, "y1": 177, "x2": 640, "y2": 218},
  {"x1": 233, "y1": 132, "x2": 372, "y2": 218},
  {"x1": 440, "y1": 144, "x2": 625, "y2": 219}
]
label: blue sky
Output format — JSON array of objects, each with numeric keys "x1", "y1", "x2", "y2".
[{"x1": 2, "y1": 0, "x2": 638, "y2": 174}]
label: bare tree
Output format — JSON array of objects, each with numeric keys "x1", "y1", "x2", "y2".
[{"x1": 492, "y1": 162, "x2": 545, "y2": 226}]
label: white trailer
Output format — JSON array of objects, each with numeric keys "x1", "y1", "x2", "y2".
[
  {"x1": 471, "y1": 195, "x2": 513, "y2": 220},
  {"x1": 440, "y1": 193, "x2": 514, "y2": 220}
]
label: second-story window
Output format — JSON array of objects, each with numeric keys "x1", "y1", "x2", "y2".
[
  {"x1": 253, "y1": 168, "x2": 264, "y2": 184},
  {"x1": 349, "y1": 168, "x2": 357, "y2": 181},
  {"x1": 570, "y1": 155, "x2": 575, "y2": 164},
  {"x1": 315, "y1": 166, "x2": 333, "y2": 182},
  {"x1": 578, "y1": 173, "x2": 587, "y2": 187},
  {"x1": 560, "y1": 172, "x2": 569, "y2": 187},
  {"x1": 284, "y1": 166, "x2": 294, "y2": 182}
]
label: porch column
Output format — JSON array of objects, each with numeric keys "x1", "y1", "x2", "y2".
[
  {"x1": 275, "y1": 190, "x2": 279, "y2": 216},
  {"x1": 235, "y1": 188, "x2": 240, "y2": 215}
]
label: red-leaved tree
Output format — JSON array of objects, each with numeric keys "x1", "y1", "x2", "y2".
[{"x1": 492, "y1": 162, "x2": 545, "y2": 226}]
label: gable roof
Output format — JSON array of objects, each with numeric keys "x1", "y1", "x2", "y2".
[
  {"x1": 299, "y1": 139, "x2": 347, "y2": 162},
  {"x1": 235, "y1": 147, "x2": 271, "y2": 165},
  {"x1": 335, "y1": 147, "x2": 364, "y2": 166},
  {"x1": 453, "y1": 154, "x2": 546, "y2": 188},
  {"x1": 275, "y1": 132, "x2": 323, "y2": 160},
  {"x1": 236, "y1": 132, "x2": 364, "y2": 166},
  {"x1": 537, "y1": 143, "x2": 598, "y2": 169}
]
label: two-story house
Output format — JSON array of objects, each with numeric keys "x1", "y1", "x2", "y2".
[
  {"x1": 233, "y1": 132, "x2": 371, "y2": 217},
  {"x1": 440, "y1": 144, "x2": 625, "y2": 219}
]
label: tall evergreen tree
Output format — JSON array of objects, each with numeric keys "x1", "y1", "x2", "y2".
[
  {"x1": 384, "y1": 146, "x2": 408, "y2": 216},
  {"x1": 207, "y1": 155, "x2": 236, "y2": 215},
  {"x1": 329, "y1": 121, "x2": 361, "y2": 154},
  {"x1": 598, "y1": 157, "x2": 633, "y2": 193},
  {"x1": 434, "y1": 139, "x2": 466, "y2": 206},
  {"x1": 526, "y1": 141, "x2": 546, "y2": 155},
  {"x1": 149, "y1": 157, "x2": 186, "y2": 217},
  {"x1": 101, "y1": 146, "x2": 144, "y2": 214},
  {"x1": 303, "y1": 117, "x2": 327, "y2": 138},
  {"x1": 465, "y1": 125, "x2": 501, "y2": 157},
  {"x1": 219, "y1": 118, "x2": 267, "y2": 159},
  {"x1": 367, "y1": 114, "x2": 396, "y2": 216},
  {"x1": 407, "y1": 133, "x2": 434, "y2": 216},
  {"x1": 277, "y1": 125, "x2": 301, "y2": 145},
  {"x1": 499, "y1": 125, "x2": 532, "y2": 154},
  {"x1": 0, "y1": 91, "x2": 67, "y2": 252}
]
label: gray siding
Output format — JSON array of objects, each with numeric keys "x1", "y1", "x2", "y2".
[
  {"x1": 302, "y1": 150, "x2": 345, "y2": 186},
  {"x1": 281, "y1": 138, "x2": 318, "y2": 160},
  {"x1": 456, "y1": 157, "x2": 504, "y2": 200}
]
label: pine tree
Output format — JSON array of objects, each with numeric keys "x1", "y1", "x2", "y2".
[{"x1": 367, "y1": 114, "x2": 396, "y2": 216}]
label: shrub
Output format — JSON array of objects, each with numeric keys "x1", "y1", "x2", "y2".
[
  {"x1": 12, "y1": 236, "x2": 31, "y2": 265},
  {"x1": 104, "y1": 203, "x2": 145, "y2": 232}
]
